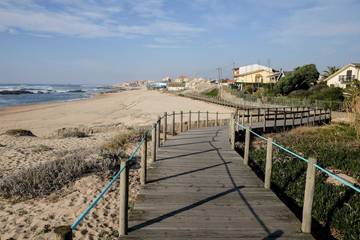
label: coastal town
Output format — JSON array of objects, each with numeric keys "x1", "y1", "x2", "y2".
[{"x1": 1, "y1": 1, "x2": 360, "y2": 240}]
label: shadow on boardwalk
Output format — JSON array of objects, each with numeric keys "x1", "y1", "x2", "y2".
[{"x1": 125, "y1": 126, "x2": 313, "y2": 239}]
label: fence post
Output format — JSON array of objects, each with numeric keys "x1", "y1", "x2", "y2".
[
  {"x1": 163, "y1": 112, "x2": 167, "y2": 142},
  {"x1": 283, "y1": 110, "x2": 286, "y2": 131},
  {"x1": 197, "y1": 111, "x2": 200, "y2": 128},
  {"x1": 231, "y1": 115, "x2": 236, "y2": 150},
  {"x1": 140, "y1": 135, "x2": 147, "y2": 185},
  {"x1": 329, "y1": 108, "x2": 332, "y2": 123},
  {"x1": 172, "y1": 111, "x2": 175, "y2": 135},
  {"x1": 274, "y1": 108, "x2": 278, "y2": 130},
  {"x1": 300, "y1": 110, "x2": 303, "y2": 125},
  {"x1": 53, "y1": 226, "x2": 72, "y2": 240},
  {"x1": 244, "y1": 127, "x2": 251, "y2": 166},
  {"x1": 119, "y1": 159, "x2": 129, "y2": 236},
  {"x1": 157, "y1": 116, "x2": 161, "y2": 148},
  {"x1": 292, "y1": 111, "x2": 295, "y2": 128},
  {"x1": 188, "y1": 110, "x2": 191, "y2": 130},
  {"x1": 250, "y1": 112, "x2": 253, "y2": 126},
  {"x1": 241, "y1": 113, "x2": 245, "y2": 125},
  {"x1": 216, "y1": 112, "x2": 219, "y2": 126},
  {"x1": 257, "y1": 108, "x2": 260, "y2": 122},
  {"x1": 263, "y1": 111, "x2": 266, "y2": 132},
  {"x1": 180, "y1": 111, "x2": 183, "y2": 132},
  {"x1": 206, "y1": 111, "x2": 209, "y2": 127},
  {"x1": 302, "y1": 157, "x2": 317, "y2": 233},
  {"x1": 307, "y1": 107, "x2": 310, "y2": 125},
  {"x1": 264, "y1": 137, "x2": 273, "y2": 189},
  {"x1": 151, "y1": 123, "x2": 156, "y2": 163}
]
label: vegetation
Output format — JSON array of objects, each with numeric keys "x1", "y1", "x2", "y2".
[
  {"x1": 56, "y1": 128, "x2": 88, "y2": 138},
  {"x1": 248, "y1": 124, "x2": 360, "y2": 239},
  {"x1": 0, "y1": 128, "x2": 147, "y2": 200},
  {"x1": 274, "y1": 64, "x2": 320, "y2": 95},
  {"x1": 288, "y1": 83, "x2": 344, "y2": 102},
  {"x1": 100, "y1": 127, "x2": 147, "y2": 162},
  {"x1": 225, "y1": 63, "x2": 345, "y2": 110},
  {"x1": 323, "y1": 66, "x2": 340, "y2": 79},
  {"x1": 0, "y1": 150, "x2": 103, "y2": 199},
  {"x1": 344, "y1": 80, "x2": 360, "y2": 137},
  {"x1": 5, "y1": 129, "x2": 36, "y2": 137},
  {"x1": 202, "y1": 88, "x2": 219, "y2": 97}
]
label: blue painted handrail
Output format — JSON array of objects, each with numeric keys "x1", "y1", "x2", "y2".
[
  {"x1": 236, "y1": 122, "x2": 360, "y2": 193},
  {"x1": 71, "y1": 134, "x2": 146, "y2": 230}
]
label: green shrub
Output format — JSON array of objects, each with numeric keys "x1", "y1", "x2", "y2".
[
  {"x1": 249, "y1": 124, "x2": 360, "y2": 239},
  {"x1": 202, "y1": 88, "x2": 219, "y2": 97}
]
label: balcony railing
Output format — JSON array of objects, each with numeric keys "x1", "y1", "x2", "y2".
[{"x1": 339, "y1": 75, "x2": 356, "y2": 83}]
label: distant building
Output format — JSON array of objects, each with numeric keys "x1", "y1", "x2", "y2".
[
  {"x1": 146, "y1": 82, "x2": 167, "y2": 89},
  {"x1": 233, "y1": 64, "x2": 285, "y2": 89},
  {"x1": 324, "y1": 63, "x2": 360, "y2": 89},
  {"x1": 167, "y1": 82, "x2": 186, "y2": 91},
  {"x1": 162, "y1": 76, "x2": 172, "y2": 82}
]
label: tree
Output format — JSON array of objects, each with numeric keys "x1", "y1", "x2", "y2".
[
  {"x1": 275, "y1": 64, "x2": 320, "y2": 95},
  {"x1": 323, "y1": 66, "x2": 340, "y2": 79}
]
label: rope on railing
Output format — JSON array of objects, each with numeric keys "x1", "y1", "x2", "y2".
[
  {"x1": 71, "y1": 132, "x2": 147, "y2": 230},
  {"x1": 236, "y1": 122, "x2": 360, "y2": 193}
]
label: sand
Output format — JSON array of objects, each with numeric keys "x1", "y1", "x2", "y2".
[
  {"x1": 0, "y1": 89, "x2": 232, "y2": 239},
  {"x1": 0, "y1": 89, "x2": 232, "y2": 137}
]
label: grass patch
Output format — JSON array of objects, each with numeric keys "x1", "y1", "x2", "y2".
[
  {"x1": 202, "y1": 88, "x2": 219, "y2": 97},
  {"x1": 248, "y1": 123, "x2": 360, "y2": 239},
  {"x1": 100, "y1": 127, "x2": 148, "y2": 161},
  {"x1": 56, "y1": 128, "x2": 88, "y2": 138},
  {"x1": 0, "y1": 151, "x2": 98, "y2": 199},
  {"x1": 5, "y1": 129, "x2": 36, "y2": 137}
]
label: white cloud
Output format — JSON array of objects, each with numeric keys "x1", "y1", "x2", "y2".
[
  {"x1": 0, "y1": 0, "x2": 203, "y2": 38},
  {"x1": 273, "y1": 0, "x2": 360, "y2": 43}
]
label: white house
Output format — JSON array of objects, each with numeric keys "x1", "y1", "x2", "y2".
[{"x1": 324, "y1": 63, "x2": 360, "y2": 88}]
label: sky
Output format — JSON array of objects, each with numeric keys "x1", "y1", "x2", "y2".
[{"x1": 0, "y1": 0, "x2": 359, "y2": 85}]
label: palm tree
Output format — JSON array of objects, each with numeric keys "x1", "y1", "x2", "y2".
[{"x1": 322, "y1": 66, "x2": 340, "y2": 79}]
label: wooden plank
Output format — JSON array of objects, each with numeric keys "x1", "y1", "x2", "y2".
[{"x1": 126, "y1": 126, "x2": 314, "y2": 239}]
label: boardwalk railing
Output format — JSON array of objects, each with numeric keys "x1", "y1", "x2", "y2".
[
  {"x1": 180, "y1": 91, "x2": 344, "y2": 112},
  {"x1": 58, "y1": 111, "x2": 231, "y2": 239},
  {"x1": 229, "y1": 111, "x2": 360, "y2": 234},
  {"x1": 224, "y1": 87, "x2": 345, "y2": 111}
]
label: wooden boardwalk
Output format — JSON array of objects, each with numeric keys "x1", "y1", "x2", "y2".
[{"x1": 124, "y1": 126, "x2": 314, "y2": 239}]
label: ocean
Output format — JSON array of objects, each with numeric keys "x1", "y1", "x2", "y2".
[{"x1": 0, "y1": 84, "x2": 115, "y2": 108}]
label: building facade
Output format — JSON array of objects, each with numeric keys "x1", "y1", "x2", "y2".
[
  {"x1": 233, "y1": 64, "x2": 284, "y2": 88},
  {"x1": 325, "y1": 63, "x2": 360, "y2": 89}
]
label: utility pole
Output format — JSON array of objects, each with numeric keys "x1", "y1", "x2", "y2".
[{"x1": 216, "y1": 67, "x2": 222, "y2": 82}]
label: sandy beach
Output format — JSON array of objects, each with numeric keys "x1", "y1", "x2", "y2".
[{"x1": 0, "y1": 89, "x2": 232, "y2": 239}]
